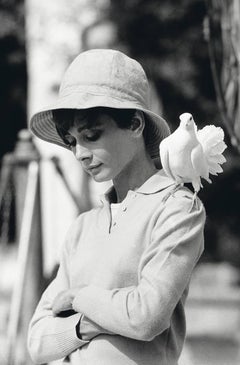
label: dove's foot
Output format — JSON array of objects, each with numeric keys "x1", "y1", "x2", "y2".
[
  {"x1": 162, "y1": 183, "x2": 183, "y2": 204},
  {"x1": 188, "y1": 191, "x2": 199, "y2": 212}
]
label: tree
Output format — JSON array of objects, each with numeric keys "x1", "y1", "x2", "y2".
[
  {"x1": 0, "y1": 0, "x2": 27, "y2": 159},
  {"x1": 110, "y1": 0, "x2": 218, "y2": 130},
  {"x1": 205, "y1": 0, "x2": 240, "y2": 152}
]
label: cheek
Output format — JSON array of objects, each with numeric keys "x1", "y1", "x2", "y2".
[
  {"x1": 92, "y1": 132, "x2": 135, "y2": 169},
  {"x1": 109, "y1": 142, "x2": 134, "y2": 170},
  {"x1": 92, "y1": 147, "x2": 112, "y2": 164}
]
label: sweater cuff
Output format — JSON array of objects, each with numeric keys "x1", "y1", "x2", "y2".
[{"x1": 55, "y1": 313, "x2": 89, "y2": 350}]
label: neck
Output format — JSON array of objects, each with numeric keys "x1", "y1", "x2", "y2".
[{"x1": 113, "y1": 152, "x2": 157, "y2": 203}]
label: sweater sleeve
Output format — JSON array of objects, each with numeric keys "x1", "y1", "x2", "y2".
[
  {"x1": 27, "y1": 234, "x2": 88, "y2": 364},
  {"x1": 72, "y1": 191, "x2": 206, "y2": 341},
  {"x1": 28, "y1": 217, "x2": 112, "y2": 364}
]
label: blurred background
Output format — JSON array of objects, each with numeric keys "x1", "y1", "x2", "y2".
[{"x1": 0, "y1": 0, "x2": 240, "y2": 364}]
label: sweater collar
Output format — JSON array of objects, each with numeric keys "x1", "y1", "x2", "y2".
[
  {"x1": 136, "y1": 169, "x2": 175, "y2": 194},
  {"x1": 101, "y1": 169, "x2": 175, "y2": 204}
]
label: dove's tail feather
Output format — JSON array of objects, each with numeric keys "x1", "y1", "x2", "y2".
[
  {"x1": 209, "y1": 140, "x2": 227, "y2": 155},
  {"x1": 208, "y1": 154, "x2": 226, "y2": 164},
  {"x1": 197, "y1": 125, "x2": 227, "y2": 178}
]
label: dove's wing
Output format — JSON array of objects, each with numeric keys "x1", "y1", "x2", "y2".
[
  {"x1": 197, "y1": 125, "x2": 227, "y2": 176},
  {"x1": 159, "y1": 140, "x2": 175, "y2": 180},
  {"x1": 191, "y1": 144, "x2": 210, "y2": 183}
]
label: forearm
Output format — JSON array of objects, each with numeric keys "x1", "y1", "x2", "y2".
[
  {"x1": 78, "y1": 315, "x2": 114, "y2": 341},
  {"x1": 51, "y1": 288, "x2": 114, "y2": 342},
  {"x1": 28, "y1": 310, "x2": 87, "y2": 364},
  {"x1": 72, "y1": 282, "x2": 173, "y2": 341},
  {"x1": 28, "y1": 293, "x2": 112, "y2": 363},
  {"x1": 27, "y1": 263, "x2": 88, "y2": 363}
]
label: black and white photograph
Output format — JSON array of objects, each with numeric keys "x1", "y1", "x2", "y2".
[{"x1": 0, "y1": 1, "x2": 239, "y2": 364}]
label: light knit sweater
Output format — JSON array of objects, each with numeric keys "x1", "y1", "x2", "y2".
[{"x1": 28, "y1": 170, "x2": 205, "y2": 365}]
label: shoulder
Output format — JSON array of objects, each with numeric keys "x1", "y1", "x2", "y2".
[
  {"x1": 151, "y1": 186, "x2": 205, "y2": 258},
  {"x1": 160, "y1": 185, "x2": 206, "y2": 225}
]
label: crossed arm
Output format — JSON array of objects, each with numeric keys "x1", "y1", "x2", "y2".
[
  {"x1": 27, "y1": 245, "x2": 111, "y2": 364},
  {"x1": 28, "y1": 193, "x2": 205, "y2": 364}
]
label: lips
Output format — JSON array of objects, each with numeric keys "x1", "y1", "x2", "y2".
[{"x1": 86, "y1": 163, "x2": 102, "y2": 172}]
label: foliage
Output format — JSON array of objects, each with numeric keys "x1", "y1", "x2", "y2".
[
  {"x1": 110, "y1": 0, "x2": 218, "y2": 130},
  {"x1": 0, "y1": 0, "x2": 27, "y2": 159},
  {"x1": 205, "y1": 0, "x2": 240, "y2": 151}
]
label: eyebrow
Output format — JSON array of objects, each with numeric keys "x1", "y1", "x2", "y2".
[
  {"x1": 76, "y1": 124, "x2": 89, "y2": 133},
  {"x1": 76, "y1": 120, "x2": 105, "y2": 133}
]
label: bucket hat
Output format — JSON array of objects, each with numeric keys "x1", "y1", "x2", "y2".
[{"x1": 30, "y1": 49, "x2": 170, "y2": 162}]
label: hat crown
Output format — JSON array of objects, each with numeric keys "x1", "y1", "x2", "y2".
[
  {"x1": 30, "y1": 49, "x2": 170, "y2": 163},
  {"x1": 60, "y1": 49, "x2": 150, "y2": 109}
]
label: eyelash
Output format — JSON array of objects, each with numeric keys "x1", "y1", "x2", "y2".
[
  {"x1": 64, "y1": 130, "x2": 102, "y2": 147},
  {"x1": 84, "y1": 130, "x2": 102, "y2": 142},
  {"x1": 63, "y1": 135, "x2": 76, "y2": 147},
  {"x1": 66, "y1": 139, "x2": 76, "y2": 148}
]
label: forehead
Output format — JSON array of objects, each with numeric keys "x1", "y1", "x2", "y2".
[{"x1": 73, "y1": 109, "x2": 111, "y2": 131}]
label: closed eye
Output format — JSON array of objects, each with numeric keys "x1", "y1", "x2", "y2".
[
  {"x1": 63, "y1": 129, "x2": 103, "y2": 147},
  {"x1": 64, "y1": 134, "x2": 76, "y2": 147},
  {"x1": 83, "y1": 130, "x2": 102, "y2": 142}
]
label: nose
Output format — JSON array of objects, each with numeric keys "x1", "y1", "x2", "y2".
[{"x1": 74, "y1": 143, "x2": 92, "y2": 161}]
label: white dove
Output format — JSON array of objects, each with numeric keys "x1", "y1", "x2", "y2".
[{"x1": 159, "y1": 112, "x2": 227, "y2": 209}]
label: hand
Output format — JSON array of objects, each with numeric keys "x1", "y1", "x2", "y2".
[{"x1": 52, "y1": 288, "x2": 78, "y2": 316}]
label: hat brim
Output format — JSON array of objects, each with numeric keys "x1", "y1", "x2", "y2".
[{"x1": 30, "y1": 92, "x2": 171, "y2": 160}]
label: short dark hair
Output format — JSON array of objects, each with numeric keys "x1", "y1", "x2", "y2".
[{"x1": 52, "y1": 107, "x2": 148, "y2": 146}]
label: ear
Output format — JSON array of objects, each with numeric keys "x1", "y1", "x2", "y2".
[{"x1": 130, "y1": 111, "x2": 145, "y2": 137}]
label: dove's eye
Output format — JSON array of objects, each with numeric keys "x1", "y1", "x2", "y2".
[{"x1": 190, "y1": 117, "x2": 193, "y2": 121}]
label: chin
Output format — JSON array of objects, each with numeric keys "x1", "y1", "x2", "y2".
[
  {"x1": 90, "y1": 171, "x2": 113, "y2": 183},
  {"x1": 92, "y1": 175, "x2": 107, "y2": 182}
]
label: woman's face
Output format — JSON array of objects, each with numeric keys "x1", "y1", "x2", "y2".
[{"x1": 64, "y1": 110, "x2": 139, "y2": 182}]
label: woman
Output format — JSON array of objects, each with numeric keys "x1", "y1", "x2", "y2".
[{"x1": 28, "y1": 49, "x2": 205, "y2": 365}]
